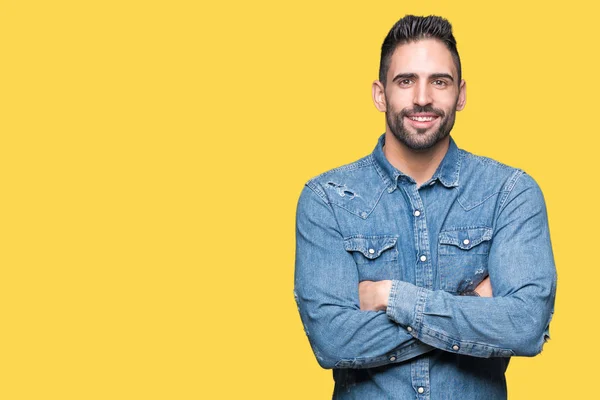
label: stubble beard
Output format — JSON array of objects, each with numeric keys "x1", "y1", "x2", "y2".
[{"x1": 386, "y1": 102, "x2": 458, "y2": 151}]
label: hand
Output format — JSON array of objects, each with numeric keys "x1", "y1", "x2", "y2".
[
  {"x1": 358, "y1": 280, "x2": 392, "y2": 311},
  {"x1": 474, "y1": 276, "x2": 493, "y2": 297}
]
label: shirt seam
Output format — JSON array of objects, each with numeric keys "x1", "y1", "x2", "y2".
[
  {"x1": 303, "y1": 181, "x2": 347, "y2": 253},
  {"x1": 497, "y1": 169, "x2": 525, "y2": 213}
]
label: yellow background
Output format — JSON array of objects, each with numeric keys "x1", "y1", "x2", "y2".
[{"x1": 0, "y1": 0, "x2": 596, "y2": 398}]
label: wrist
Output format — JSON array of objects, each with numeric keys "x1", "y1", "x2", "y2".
[{"x1": 380, "y1": 280, "x2": 393, "y2": 310}]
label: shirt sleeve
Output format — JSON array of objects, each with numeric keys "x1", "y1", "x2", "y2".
[
  {"x1": 294, "y1": 183, "x2": 433, "y2": 369},
  {"x1": 386, "y1": 173, "x2": 557, "y2": 358}
]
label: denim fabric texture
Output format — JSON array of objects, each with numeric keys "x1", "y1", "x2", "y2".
[{"x1": 294, "y1": 134, "x2": 557, "y2": 400}]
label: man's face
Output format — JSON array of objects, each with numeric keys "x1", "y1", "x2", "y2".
[{"x1": 380, "y1": 39, "x2": 466, "y2": 151}]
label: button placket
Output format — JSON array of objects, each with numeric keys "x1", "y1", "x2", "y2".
[
  {"x1": 406, "y1": 185, "x2": 433, "y2": 290},
  {"x1": 404, "y1": 184, "x2": 432, "y2": 400},
  {"x1": 411, "y1": 358, "x2": 430, "y2": 400}
]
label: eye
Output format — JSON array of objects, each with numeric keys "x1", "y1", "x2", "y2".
[
  {"x1": 398, "y1": 79, "x2": 413, "y2": 86},
  {"x1": 432, "y1": 79, "x2": 447, "y2": 87}
]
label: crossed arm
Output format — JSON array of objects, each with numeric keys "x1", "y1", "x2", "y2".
[
  {"x1": 294, "y1": 175, "x2": 556, "y2": 369},
  {"x1": 358, "y1": 276, "x2": 493, "y2": 312}
]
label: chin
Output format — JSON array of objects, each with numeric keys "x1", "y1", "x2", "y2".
[{"x1": 398, "y1": 133, "x2": 448, "y2": 151}]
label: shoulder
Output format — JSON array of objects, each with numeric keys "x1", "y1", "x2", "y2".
[
  {"x1": 300, "y1": 153, "x2": 388, "y2": 219},
  {"x1": 457, "y1": 149, "x2": 541, "y2": 210},
  {"x1": 304, "y1": 154, "x2": 374, "y2": 199},
  {"x1": 460, "y1": 149, "x2": 522, "y2": 182}
]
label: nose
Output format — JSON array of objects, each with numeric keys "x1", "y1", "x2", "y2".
[{"x1": 413, "y1": 82, "x2": 432, "y2": 106}]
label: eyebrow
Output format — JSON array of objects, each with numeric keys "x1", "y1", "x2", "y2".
[{"x1": 392, "y1": 73, "x2": 455, "y2": 83}]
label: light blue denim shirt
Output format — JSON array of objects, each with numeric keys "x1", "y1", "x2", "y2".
[{"x1": 294, "y1": 134, "x2": 557, "y2": 399}]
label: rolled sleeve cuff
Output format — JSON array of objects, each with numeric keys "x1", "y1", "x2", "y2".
[{"x1": 386, "y1": 280, "x2": 428, "y2": 333}]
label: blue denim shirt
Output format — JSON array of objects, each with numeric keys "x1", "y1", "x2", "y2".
[{"x1": 294, "y1": 134, "x2": 557, "y2": 399}]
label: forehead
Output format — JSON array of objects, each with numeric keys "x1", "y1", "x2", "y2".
[{"x1": 387, "y1": 39, "x2": 457, "y2": 80}]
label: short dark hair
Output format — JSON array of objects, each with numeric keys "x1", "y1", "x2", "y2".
[{"x1": 379, "y1": 15, "x2": 462, "y2": 86}]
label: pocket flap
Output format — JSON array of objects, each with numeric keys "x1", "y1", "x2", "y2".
[
  {"x1": 439, "y1": 227, "x2": 493, "y2": 250},
  {"x1": 343, "y1": 235, "x2": 398, "y2": 259}
]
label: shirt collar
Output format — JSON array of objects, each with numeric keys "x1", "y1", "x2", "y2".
[{"x1": 371, "y1": 133, "x2": 462, "y2": 191}]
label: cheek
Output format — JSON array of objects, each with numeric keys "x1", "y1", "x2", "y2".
[
  {"x1": 386, "y1": 100, "x2": 411, "y2": 116},
  {"x1": 432, "y1": 99, "x2": 456, "y2": 117},
  {"x1": 385, "y1": 88, "x2": 413, "y2": 107},
  {"x1": 436, "y1": 91, "x2": 460, "y2": 108}
]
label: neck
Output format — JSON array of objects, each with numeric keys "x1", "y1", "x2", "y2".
[{"x1": 382, "y1": 132, "x2": 450, "y2": 186}]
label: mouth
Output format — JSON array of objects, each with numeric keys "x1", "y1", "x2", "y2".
[{"x1": 404, "y1": 113, "x2": 440, "y2": 129}]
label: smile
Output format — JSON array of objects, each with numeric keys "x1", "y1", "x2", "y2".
[
  {"x1": 404, "y1": 114, "x2": 440, "y2": 129},
  {"x1": 409, "y1": 116, "x2": 436, "y2": 122}
]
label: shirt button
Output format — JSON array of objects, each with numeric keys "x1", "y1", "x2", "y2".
[
  {"x1": 463, "y1": 239, "x2": 470, "y2": 245},
  {"x1": 452, "y1": 344, "x2": 460, "y2": 351},
  {"x1": 407, "y1": 326, "x2": 413, "y2": 332},
  {"x1": 389, "y1": 355, "x2": 397, "y2": 362},
  {"x1": 413, "y1": 210, "x2": 421, "y2": 217},
  {"x1": 368, "y1": 248, "x2": 375, "y2": 254},
  {"x1": 418, "y1": 387, "x2": 425, "y2": 394},
  {"x1": 420, "y1": 255, "x2": 427, "y2": 262}
]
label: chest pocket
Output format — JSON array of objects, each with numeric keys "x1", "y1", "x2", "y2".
[
  {"x1": 343, "y1": 235, "x2": 399, "y2": 281},
  {"x1": 438, "y1": 227, "x2": 492, "y2": 293}
]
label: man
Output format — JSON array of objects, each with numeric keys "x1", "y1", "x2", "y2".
[{"x1": 294, "y1": 15, "x2": 556, "y2": 399}]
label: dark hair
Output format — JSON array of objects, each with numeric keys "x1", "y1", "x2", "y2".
[{"x1": 379, "y1": 15, "x2": 461, "y2": 86}]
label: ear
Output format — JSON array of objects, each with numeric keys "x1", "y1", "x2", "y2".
[
  {"x1": 372, "y1": 80, "x2": 387, "y2": 112},
  {"x1": 456, "y1": 79, "x2": 466, "y2": 111}
]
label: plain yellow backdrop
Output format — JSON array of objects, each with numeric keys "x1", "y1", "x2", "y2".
[{"x1": 0, "y1": 0, "x2": 597, "y2": 399}]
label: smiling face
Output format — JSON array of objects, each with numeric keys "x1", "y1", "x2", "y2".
[{"x1": 373, "y1": 39, "x2": 466, "y2": 151}]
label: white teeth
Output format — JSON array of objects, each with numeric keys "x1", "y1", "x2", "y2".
[{"x1": 410, "y1": 116, "x2": 435, "y2": 122}]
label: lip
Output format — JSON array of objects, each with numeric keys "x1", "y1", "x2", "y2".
[{"x1": 404, "y1": 114, "x2": 439, "y2": 129}]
